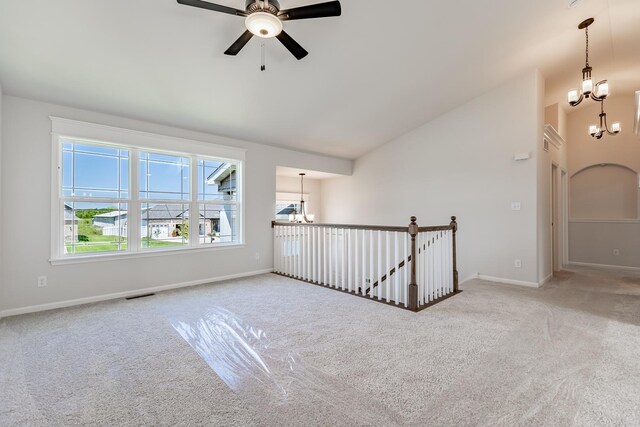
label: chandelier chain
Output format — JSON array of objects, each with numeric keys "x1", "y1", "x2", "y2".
[{"x1": 585, "y1": 26, "x2": 589, "y2": 67}]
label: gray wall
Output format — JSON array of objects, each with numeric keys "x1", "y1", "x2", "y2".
[
  {"x1": 569, "y1": 220, "x2": 640, "y2": 269},
  {"x1": 0, "y1": 96, "x2": 351, "y2": 314}
]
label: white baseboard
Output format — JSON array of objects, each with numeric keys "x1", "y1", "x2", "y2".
[
  {"x1": 477, "y1": 274, "x2": 540, "y2": 288},
  {"x1": 0, "y1": 268, "x2": 274, "y2": 319},
  {"x1": 568, "y1": 261, "x2": 640, "y2": 273},
  {"x1": 539, "y1": 274, "x2": 553, "y2": 287},
  {"x1": 460, "y1": 273, "x2": 479, "y2": 285}
]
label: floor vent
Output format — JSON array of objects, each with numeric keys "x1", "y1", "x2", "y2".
[{"x1": 125, "y1": 293, "x2": 156, "y2": 300}]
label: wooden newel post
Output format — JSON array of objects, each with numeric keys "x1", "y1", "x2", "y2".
[
  {"x1": 450, "y1": 216, "x2": 459, "y2": 293},
  {"x1": 408, "y1": 216, "x2": 419, "y2": 311}
]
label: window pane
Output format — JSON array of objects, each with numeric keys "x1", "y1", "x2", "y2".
[
  {"x1": 62, "y1": 142, "x2": 129, "y2": 199},
  {"x1": 198, "y1": 160, "x2": 237, "y2": 201},
  {"x1": 199, "y1": 204, "x2": 238, "y2": 244},
  {"x1": 275, "y1": 201, "x2": 300, "y2": 220},
  {"x1": 140, "y1": 203, "x2": 189, "y2": 249},
  {"x1": 64, "y1": 202, "x2": 128, "y2": 254},
  {"x1": 139, "y1": 152, "x2": 190, "y2": 200}
]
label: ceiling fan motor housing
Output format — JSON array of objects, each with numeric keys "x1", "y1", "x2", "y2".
[{"x1": 246, "y1": 0, "x2": 280, "y2": 14}]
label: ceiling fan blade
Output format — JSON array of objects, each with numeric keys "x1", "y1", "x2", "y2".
[
  {"x1": 278, "y1": 1, "x2": 341, "y2": 21},
  {"x1": 177, "y1": 0, "x2": 246, "y2": 16},
  {"x1": 276, "y1": 31, "x2": 308, "y2": 60},
  {"x1": 224, "y1": 30, "x2": 254, "y2": 56}
]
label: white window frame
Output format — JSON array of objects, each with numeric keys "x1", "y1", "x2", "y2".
[{"x1": 50, "y1": 117, "x2": 246, "y2": 265}]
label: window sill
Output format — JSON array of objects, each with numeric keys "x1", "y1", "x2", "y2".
[{"x1": 49, "y1": 242, "x2": 246, "y2": 265}]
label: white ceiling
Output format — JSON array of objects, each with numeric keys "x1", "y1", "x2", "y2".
[
  {"x1": 1, "y1": 0, "x2": 639, "y2": 159},
  {"x1": 275, "y1": 165, "x2": 342, "y2": 179}
]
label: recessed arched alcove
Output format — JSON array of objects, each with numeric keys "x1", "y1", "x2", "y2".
[{"x1": 570, "y1": 163, "x2": 639, "y2": 219}]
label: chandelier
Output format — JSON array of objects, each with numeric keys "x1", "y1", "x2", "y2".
[
  {"x1": 567, "y1": 17, "x2": 620, "y2": 138},
  {"x1": 590, "y1": 99, "x2": 621, "y2": 139},
  {"x1": 289, "y1": 173, "x2": 314, "y2": 223}
]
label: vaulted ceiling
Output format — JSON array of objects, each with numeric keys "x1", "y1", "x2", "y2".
[{"x1": 1, "y1": 0, "x2": 638, "y2": 159}]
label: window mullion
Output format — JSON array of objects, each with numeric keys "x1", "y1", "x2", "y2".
[
  {"x1": 129, "y1": 148, "x2": 141, "y2": 252},
  {"x1": 189, "y1": 156, "x2": 199, "y2": 247}
]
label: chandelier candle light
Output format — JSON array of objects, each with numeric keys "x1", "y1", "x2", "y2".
[{"x1": 567, "y1": 17, "x2": 620, "y2": 138}]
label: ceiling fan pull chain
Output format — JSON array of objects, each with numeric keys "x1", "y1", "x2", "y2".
[{"x1": 261, "y1": 42, "x2": 266, "y2": 71}]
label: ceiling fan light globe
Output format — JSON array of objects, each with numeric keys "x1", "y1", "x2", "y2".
[{"x1": 245, "y1": 12, "x2": 283, "y2": 38}]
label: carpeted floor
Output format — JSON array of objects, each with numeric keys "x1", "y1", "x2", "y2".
[{"x1": 1, "y1": 266, "x2": 639, "y2": 426}]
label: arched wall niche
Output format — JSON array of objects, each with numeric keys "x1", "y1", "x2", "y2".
[{"x1": 570, "y1": 163, "x2": 639, "y2": 219}]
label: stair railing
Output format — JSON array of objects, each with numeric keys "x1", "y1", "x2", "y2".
[{"x1": 271, "y1": 216, "x2": 459, "y2": 311}]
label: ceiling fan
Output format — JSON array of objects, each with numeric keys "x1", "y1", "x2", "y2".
[{"x1": 177, "y1": 0, "x2": 342, "y2": 60}]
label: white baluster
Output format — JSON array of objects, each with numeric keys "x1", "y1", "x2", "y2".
[
  {"x1": 341, "y1": 229, "x2": 346, "y2": 290},
  {"x1": 424, "y1": 232, "x2": 429, "y2": 300},
  {"x1": 300, "y1": 226, "x2": 305, "y2": 280},
  {"x1": 289, "y1": 226, "x2": 293, "y2": 277},
  {"x1": 393, "y1": 232, "x2": 399, "y2": 304},
  {"x1": 369, "y1": 230, "x2": 374, "y2": 298},
  {"x1": 278, "y1": 226, "x2": 283, "y2": 274},
  {"x1": 348, "y1": 229, "x2": 353, "y2": 292},
  {"x1": 385, "y1": 231, "x2": 391, "y2": 302},
  {"x1": 317, "y1": 226, "x2": 321, "y2": 283},
  {"x1": 310, "y1": 226, "x2": 315, "y2": 282},
  {"x1": 322, "y1": 227, "x2": 327, "y2": 285},
  {"x1": 361, "y1": 229, "x2": 366, "y2": 295},
  {"x1": 436, "y1": 232, "x2": 440, "y2": 298},
  {"x1": 403, "y1": 232, "x2": 408, "y2": 306},
  {"x1": 349, "y1": 230, "x2": 358, "y2": 292},
  {"x1": 377, "y1": 230, "x2": 382, "y2": 300},
  {"x1": 296, "y1": 226, "x2": 300, "y2": 278},
  {"x1": 419, "y1": 232, "x2": 424, "y2": 306},
  {"x1": 305, "y1": 226, "x2": 313, "y2": 281}
]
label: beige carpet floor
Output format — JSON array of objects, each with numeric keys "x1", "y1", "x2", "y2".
[{"x1": 1, "y1": 266, "x2": 639, "y2": 426}]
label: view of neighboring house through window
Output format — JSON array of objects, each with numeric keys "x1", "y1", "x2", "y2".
[
  {"x1": 198, "y1": 159, "x2": 238, "y2": 244},
  {"x1": 139, "y1": 152, "x2": 190, "y2": 249},
  {"x1": 62, "y1": 142, "x2": 129, "y2": 254},
  {"x1": 275, "y1": 201, "x2": 301, "y2": 221},
  {"x1": 58, "y1": 136, "x2": 241, "y2": 258}
]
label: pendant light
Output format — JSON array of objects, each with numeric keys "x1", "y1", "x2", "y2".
[{"x1": 567, "y1": 18, "x2": 620, "y2": 138}]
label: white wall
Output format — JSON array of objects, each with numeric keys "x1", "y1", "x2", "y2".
[
  {"x1": 0, "y1": 96, "x2": 351, "y2": 314},
  {"x1": 275, "y1": 175, "x2": 323, "y2": 223},
  {"x1": 0, "y1": 82, "x2": 4, "y2": 309},
  {"x1": 321, "y1": 71, "x2": 546, "y2": 285},
  {"x1": 570, "y1": 165, "x2": 638, "y2": 219},
  {"x1": 567, "y1": 94, "x2": 640, "y2": 178}
]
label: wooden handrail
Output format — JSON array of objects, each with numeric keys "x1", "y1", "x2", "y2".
[
  {"x1": 271, "y1": 220, "x2": 409, "y2": 232},
  {"x1": 272, "y1": 221, "x2": 453, "y2": 233},
  {"x1": 417, "y1": 225, "x2": 453, "y2": 232}
]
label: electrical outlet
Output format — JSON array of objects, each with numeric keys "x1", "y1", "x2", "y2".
[
  {"x1": 511, "y1": 202, "x2": 521, "y2": 211},
  {"x1": 37, "y1": 276, "x2": 47, "y2": 288},
  {"x1": 514, "y1": 259, "x2": 522, "y2": 268},
  {"x1": 613, "y1": 249, "x2": 620, "y2": 256}
]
